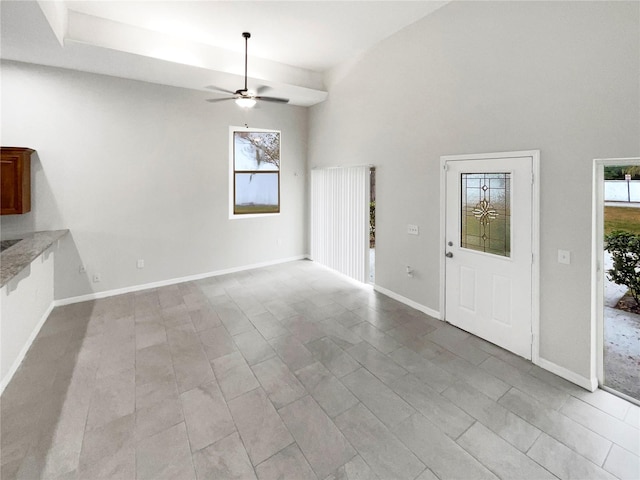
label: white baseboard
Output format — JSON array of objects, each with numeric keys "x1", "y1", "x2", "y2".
[
  {"x1": 374, "y1": 285, "x2": 441, "y2": 320},
  {"x1": 54, "y1": 255, "x2": 308, "y2": 307},
  {"x1": 536, "y1": 357, "x2": 598, "y2": 392},
  {"x1": 0, "y1": 301, "x2": 54, "y2": 395}
]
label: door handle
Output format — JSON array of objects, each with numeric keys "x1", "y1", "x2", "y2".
[{"x1": 445, "y1": 252, "x2": 453, "y2": 258}]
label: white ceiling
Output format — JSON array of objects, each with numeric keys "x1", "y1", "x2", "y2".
[{"x1": 1, "y1": 1, "x2": 448, "y2": 106}]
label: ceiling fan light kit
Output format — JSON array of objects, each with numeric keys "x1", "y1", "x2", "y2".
[
  {"x1": 235, "y1": 97, "x2": 257, "y2": 108},
  {"x1": 206, "y1": 32, "x2": 289, "y2": 108}
]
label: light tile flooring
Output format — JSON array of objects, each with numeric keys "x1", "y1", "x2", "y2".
[{"x1": 2, "y1": 260, "x2": 639, "y2": 480}]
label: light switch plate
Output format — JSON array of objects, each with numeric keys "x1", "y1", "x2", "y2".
[
  {"x1": 408, "y1": 224, "x2": 419, "y2": 235},
  {"x1": 558, "y1": 250, "x2": 571, "y2": 265}
]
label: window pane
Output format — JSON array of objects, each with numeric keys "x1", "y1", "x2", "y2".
[
  {"x1": 461, "y1": 173, "x2": 511, "y2": 257},
  {"x1": 234, "y1": 131, "x2": 280, "y2": 171},
  {"x1": 235, "y1": 173, "x2": 279, "y2": 214}
]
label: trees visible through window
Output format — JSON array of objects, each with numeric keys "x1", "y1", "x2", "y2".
[{"x1": 232, "y1": 129, "x2": 280, "y2": 215}]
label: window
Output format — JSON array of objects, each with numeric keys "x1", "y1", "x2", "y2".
[
  {"x1": 230, "y1": 127, "x2": 281, "y2": 216},
  {"x1": 460, "y1": 172, "x2": 511, "y2": 257}
]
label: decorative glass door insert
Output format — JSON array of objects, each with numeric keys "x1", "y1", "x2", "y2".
[{"x1": 460, "y1": 173, "x2": 511, "y2": 257}]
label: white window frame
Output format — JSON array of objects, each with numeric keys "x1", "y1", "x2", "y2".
[{"x1": 229, "y1": 125, "x2": 281, "y2": 219}]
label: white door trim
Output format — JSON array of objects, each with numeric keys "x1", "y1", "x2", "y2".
[
  {"x1": 592, "y1": 157, "x2": 640, "y2": 392},
  {"x1": 439, "y1": 150, "x2": 540, "y2": 361}
]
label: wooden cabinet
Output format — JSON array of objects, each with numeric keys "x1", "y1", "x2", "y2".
[{"x1": 1, "y1": 147, "x2": 33, "y2": 215}]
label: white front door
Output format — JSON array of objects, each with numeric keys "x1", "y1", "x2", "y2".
[{"x1": 444, "y1": 154, "x2": 534, "y2": 359}]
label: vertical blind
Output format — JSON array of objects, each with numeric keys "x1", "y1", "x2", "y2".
[{"x1": 310, "y1": 165, "x2": 370, "y2": 283}]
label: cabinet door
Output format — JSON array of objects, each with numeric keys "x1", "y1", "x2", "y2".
[{"x1": 1, "y1": 149, "x2": 31, "y2": 215}]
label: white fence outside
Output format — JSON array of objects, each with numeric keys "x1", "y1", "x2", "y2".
[{"x1": 605, "y1": 180, "x2": 640, "y2": 203}]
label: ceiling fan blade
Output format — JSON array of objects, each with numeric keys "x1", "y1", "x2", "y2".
[
  {"x1": 206, "y1": 98, "x2": 234, "y2": 103},
  {"x1": 255, "y1": 85, "x2": 272, "y2": 95},
  {"x1": 256, "y1": 96, "x2": 290, "y2": 104},
  {"x1": 204, "y1": 85, "x2": 235, "y2": 95}
]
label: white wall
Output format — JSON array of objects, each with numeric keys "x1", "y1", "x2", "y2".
[
  {"x1": 309, "y1": 1, "x2": 640, "y2": 380},
  {"x1": 1, "y1": 61, "x2": 308, "y2": 299},
  {"x1": 605, "y1": 180, "x2": 640, "y2": 202},
  {"x1": 0, "y1": 248, "x2": 55, "y2": 390}
]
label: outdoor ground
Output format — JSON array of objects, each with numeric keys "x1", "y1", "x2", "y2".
[
  {"x1": 604, "y1": 306, "x2": 640, "y2": 400},
  {"x1": 604, "y1": 205, "x2": 640, "y2": 235}
]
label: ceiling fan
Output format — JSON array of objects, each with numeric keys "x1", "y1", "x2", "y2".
[{"x1": 205, "y1": 32, "x2": 289, "y2": 108}]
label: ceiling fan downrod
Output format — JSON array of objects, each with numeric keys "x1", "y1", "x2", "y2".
[{"x1": 242, "y1": 32, "x2": 250, "y2": 94}]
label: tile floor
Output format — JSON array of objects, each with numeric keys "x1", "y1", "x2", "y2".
[{"x1": 1, "y1": 260, "x2": 639, "y2": 480}]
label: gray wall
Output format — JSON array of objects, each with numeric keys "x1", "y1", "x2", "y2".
[
  {"x1": 1, "y1": 61, "x2": 309, "y2": 299},
  {"x1": 308, "y1": 1, "x2": 640, "y2": 378}
]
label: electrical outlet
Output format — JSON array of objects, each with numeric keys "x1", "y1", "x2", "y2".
[
  {"x1": 407, "y1": 224, "x2": 419, "y2": 235},
  {"x1": 93, "y1": 274, "x2": 101, "y2": 283},
  {"x1": 137, "y1": 259, "x2": 145, "y2": 269},
  {"x1": 558, "y1": 250, "x2": 571, "y2": 265}
]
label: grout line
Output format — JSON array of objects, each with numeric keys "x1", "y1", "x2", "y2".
[{"x1": 601, "y1": 441, "x2": 615, "y2": 469}]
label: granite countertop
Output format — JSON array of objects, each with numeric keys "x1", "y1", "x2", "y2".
[{"x1": 0, "y1": 230, "x2": 68, "y2": 287}]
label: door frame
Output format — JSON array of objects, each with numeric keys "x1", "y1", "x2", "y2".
[
  {"x1": 439, "y1": 150, "x2": 540, "y2": 361},
  {"x1": 592, "y1": 157, "x2": 640, "y2": 400}
]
